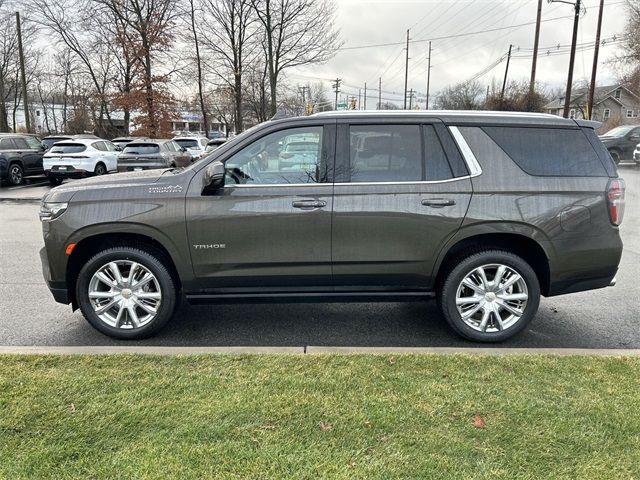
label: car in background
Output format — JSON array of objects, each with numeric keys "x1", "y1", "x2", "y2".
[
  {"x1": 279, "y1": 139, "x2": 320, "y2": 169},
  {"x1": 207, "y1": 131, "x2": 226, "y2": 140},
  {"x1": 43, "y1": 138, "x2": 119, "y2": 185},
  {"x1": 599, "y1": 125, "x2": 640, "y2": 164},
  {"x1": 117, "y1": 139, "x2": 192, "y2": 172},
  {"x1": 205, "y1": 138, "x2": 227, "y2": 153},
  {"x1": 112, "y1": 136, "x2": 148, "y2": 151},
  {"x1": 0, "y1": 133, "x2": 45, "y2": 186},
  {"x1": 42, "y1": 134, "x2": 99, "y2": 151},
  {"x1": 173, "y1": 136, "x2": 209, "y2": 159}
]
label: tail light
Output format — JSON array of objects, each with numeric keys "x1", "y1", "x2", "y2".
[{"x1": 607, "y1": 178, "x2": 626, "y2": 226}]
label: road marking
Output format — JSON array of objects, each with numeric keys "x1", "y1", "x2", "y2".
[{"x1": 1, "y1": 346, "x2": 639, "y2": 356}]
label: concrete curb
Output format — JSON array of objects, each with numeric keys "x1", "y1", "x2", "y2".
[{"x1": 1, "y1": 346, "x2": 640, "y2": 356}]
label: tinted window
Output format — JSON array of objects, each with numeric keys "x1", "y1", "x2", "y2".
[
  {"x1": 43, "y1": 137, "x2": 71, "y2": 149},
  {"x1": 0, "y1": 138, "x2": 15, "y2": 150},
  {"x1": 225, "y1": 126, "x2": 323, "y2": 185},
  {"x1": 92, "y1": 141, "x2": 106, "y2": 151},
  {"x1": 349, "y1": 125, "x2": 422, "y2": 182},
  {"x1": 49, "y1": 143, "x2": 87, "y2": 154},
  {"x1": 175, "y1": 139, "x2": 199, "y2": 149},
  {"x1": 482, "y1": 127, "x2": 607, "y2": 177},
  {"x1": 104, "y1": 141, "x2": 117, "y2": 152},
  {"x1": 13, "y1": 138, "x2": 29, "y2": 149},
  {"x1": 424, "y1": 125, "x2": 452, "y2": 181},
  {"x1": 123, "y1": 144, "x2": 160, "y2": 155},
  {"x1": 24, "y1": 136, "x2": 42, "y2": 149}
]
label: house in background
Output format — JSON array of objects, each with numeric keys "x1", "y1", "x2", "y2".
[{"x1": 544, "y1": 85, "x2": 640, "y2": 132}]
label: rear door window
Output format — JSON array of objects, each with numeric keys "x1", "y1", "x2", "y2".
[
  {"x1": 13, "y1": 138, "x2": 29, "y2": 150},
  {"x1": 349, "y1": 125, "x2": 422, "y2": 182},
  {"x1": 482, "y1": 126, "x2": 607, "y2": 177}
]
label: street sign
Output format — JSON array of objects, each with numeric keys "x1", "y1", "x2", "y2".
[{"x1": 336, "y1": 102, "x2": 347, "y2": 110}]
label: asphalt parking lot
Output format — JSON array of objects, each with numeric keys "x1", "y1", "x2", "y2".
[{"x1": 1, "y1": 166, "x2": 639, "y2": 348}]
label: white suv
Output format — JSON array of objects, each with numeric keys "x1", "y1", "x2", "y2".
[
  {"x1": 43, "y1": 138, "x2": 119, "y2": 185},
  {"x1": 173, "y1": 136, "x2": 209, "y2": 160}
]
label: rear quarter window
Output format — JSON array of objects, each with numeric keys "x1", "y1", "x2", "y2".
[{"x1": 482, "y1": 126, "x2": 607, "y2": 177}]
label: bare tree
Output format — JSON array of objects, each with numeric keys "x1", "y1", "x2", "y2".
[
  {"x1": 244, "y1": 61, "x2": 270, "y2": 123},
  {"x1": 249, "y1": 0, "x2": 341, "y2": 116},
  {"x1": 436, "y1": 81, "x2": 484, "y2": 110},
  {"x1": 183, "y1": 0, "x2": 210, "y2": 137}
]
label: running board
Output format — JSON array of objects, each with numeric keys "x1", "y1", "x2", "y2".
[{"x1": 186, "y1": 291, "x2": 436, "y2": 304}]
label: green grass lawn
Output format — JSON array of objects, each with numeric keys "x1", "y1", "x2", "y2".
[{"x1": 1, "y1": 354, "x2": 639, "y2": 479}]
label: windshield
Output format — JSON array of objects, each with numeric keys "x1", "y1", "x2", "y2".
[
  {"x1": 49, "y1": 143, "x2": 87, "y2": 154},
  {"x1": 122, "y1": 144, "x2": 160, "y2": 155},
  {"x1": 603, "y1": 126, "x2": 634, "y2": 137},
  {"x1": 175, "y1": 139, "x2": 200, "y2": 149}
]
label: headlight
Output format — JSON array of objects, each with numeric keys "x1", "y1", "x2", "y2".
[{"x1": 39, "y1": 202, "x2": 68, "y2": 222}]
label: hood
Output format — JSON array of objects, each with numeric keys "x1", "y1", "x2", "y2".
[{"x1": 43, "y1": 169, "x2": 168, "y2": 203}]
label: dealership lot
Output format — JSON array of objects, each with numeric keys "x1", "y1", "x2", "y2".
[{"x1": 1, "y1": 165, "x2": 639, "y2": 348}]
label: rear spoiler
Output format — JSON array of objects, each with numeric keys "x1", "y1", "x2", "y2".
[{"x1": 575, "y1": 119, "x2": 602, "y2": 129}]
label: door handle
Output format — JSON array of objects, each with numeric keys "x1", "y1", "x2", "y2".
[
  {"x1": 292, "y1": 200, "x2": 326, "y2": 209},
  {"x1": 422, "y1": 198, "x2": 456, "y2": 208}
]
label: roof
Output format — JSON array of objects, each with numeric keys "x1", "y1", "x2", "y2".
[
  {"x1": 173, "y1": 136, "x2": 208, "y2": 140},
  {"x1": 309, "y1": 109, "x2": 581, "y2": 127},
  {"x1": 543, "y1": 85, "x2": 634, "y2": 110}
]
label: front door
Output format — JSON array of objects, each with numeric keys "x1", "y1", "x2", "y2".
[
  {"x1": 13, "y1": 136, "x2": 44, "y2": 174},
  {"x1": 186, "y1": 123, "x2": 335, "y2": 292},
  {"x1": 331, "y1": 120, "x2": 473, "y2": 290}
]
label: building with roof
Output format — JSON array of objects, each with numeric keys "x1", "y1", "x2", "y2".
[{"x1": 543, "y1": 85, "x2": 640, "y2": 129}]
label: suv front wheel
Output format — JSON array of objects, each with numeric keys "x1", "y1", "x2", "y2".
[
  {"x1": 76, "y1": 247, "x2": 177, "y2": 339},
  {"x1": 439, "y1": 250, "x2": 540, "y2": 342}
]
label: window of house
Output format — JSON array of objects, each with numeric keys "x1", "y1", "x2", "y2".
[
  {"x1": 627, "y1": 110, "x2": 633, "y2": 118},
  {"x1": 603, "y1": 109, "x2": 611, "y2": 120},
  {"x1": 615, "y1": 89, "x2": 622, "y2": 99},
  {"x1": 569, "y1": 109, "x2": 576, "y2": 119}
]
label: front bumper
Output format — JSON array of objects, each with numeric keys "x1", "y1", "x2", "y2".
[{"x1": 40, "y1": 246, "x2": 70, "y2": 305}]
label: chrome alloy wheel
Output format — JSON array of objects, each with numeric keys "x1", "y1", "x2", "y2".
[
  {"x1": 455, "y1": 264, "x2": 528, "y2": 333},
  {"x1": 88, "y1": 261, "x2": 162, "y2": 329}
]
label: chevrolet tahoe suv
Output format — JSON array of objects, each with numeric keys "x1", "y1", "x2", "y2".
[{"x1": 39, "y1": 111, "x2": 624, "y2": 342}]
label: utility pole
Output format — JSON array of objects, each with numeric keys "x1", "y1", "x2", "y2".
[
  {"x1": 16, "y1": 12, "x2": 30, "y2": 133},
  {"x1": 500, "y1": 44, "x2": 513, "y2": 104},
  {"x1": 426, "y1": 41, "x2": 432, "y2": 110},
  {"x1": 564, "y1": 0, "x2": 581, "y2": 118},
  {"x1": 529, "y1": 0, "x2": 543, "y2": 104},
  {"x1": 358, "y1": 88, "x2": 361, "y2": 110},
  {"x1": 364, "y1": 82, "x2": 367, "y2": 110},
  {"x1": 587, "y1": 0, "x2": 605, "y2": 120},
  {"x1": 332, "y1": 78, "x2": 342, "y2": 110},
  {"x1": 298, "y1": 86, "x2": 310, "y2": 115},
  {"x1": 403, "y1": 29, "x2": 410, "y2": 109},
  {"x1": 378, "y1": 77, "x2": 382, "y2": 110},
  {"x1": 408, "y1": 89, "x2": 414, "y2": 109}
]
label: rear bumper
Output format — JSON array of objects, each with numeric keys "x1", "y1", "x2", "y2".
[
  {"x1": 117, "y1": 163, "x2": 166, "y2": 172},
  {"x1": 45, "y1": 167, "x2": 90, "y2": 179}
]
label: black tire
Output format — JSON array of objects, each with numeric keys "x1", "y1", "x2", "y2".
[
  {"x1": 76, "y1": 246, "x2": 177, "y2": 339},
  {"x1": 94, "y1": 163, "x2": 107, "y2": 176},
  {"x1": 7, "y1": 163, "x2": 24, "y2": 186},
  {"x1": 48, "y1": 175, "x2": 63, "y2": 186},
  {"x1": 609, "y1": 150, "x2": 621, "y2": 165},
  {"x1": 438, "y1": 249, "x2": 541, "y2": 343}
]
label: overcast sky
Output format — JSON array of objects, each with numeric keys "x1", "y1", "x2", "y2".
[{"x1": 288, "y1": 0, "x2": 628, "y2": 106}]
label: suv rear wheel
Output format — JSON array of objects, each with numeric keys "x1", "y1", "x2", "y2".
[
  {"x1": 439, "y1": 250, "x2": 540, "y2": 342},
  {"x1": 7, "y1": 163, "x2": 24, "y2": 186},
  {"x1": 48, "y1": 175, "x2": 63, "y2": 186},
  {"x1": 94, "y1": 162, "x2": 107, "y2": 176},
  {"x1": 76, "y1": 247, "x2": 177, "y2": 339}
]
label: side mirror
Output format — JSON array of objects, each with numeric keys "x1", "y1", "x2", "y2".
[
  {"x1": 202, "y1": 160, "x2": 225, "y2": 194},
  {"x1": 630, "y1": 135, "x2": 640, "y2": 141},
  {"x1": 115, "y1": 146, "x2": 122, "y2": 152},
  {"x1": 40, "y1": 143, "x2": 47, "y2": 152},
  {"x1": 181, "y1": 146, "x2": 187, "y2": 152}
]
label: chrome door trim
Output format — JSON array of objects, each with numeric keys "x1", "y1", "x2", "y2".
[{"x1": 449, "y1": 126, "x2": 482, "y2": 177}]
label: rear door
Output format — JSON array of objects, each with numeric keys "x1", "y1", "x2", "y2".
[
  {"x1": 12, "y1": 137, "x2": 42, "y2": 174},
  {"x1": 186, "y1": 121, "x2": 336, "y2": 292},
  {"x1": 331, "y1": 119, "x2": 473, "y2": 290}
]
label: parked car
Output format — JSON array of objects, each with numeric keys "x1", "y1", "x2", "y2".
[
  {"x1": 43, "y1": 138, "x2": 119, "y2": 185},
  {"x1": 0, "y1": 133, "x2": 45, "y2": 185},
  {"x1": 40, "y1": 111, "x2": 623, "y2": 341},
  {"x1": 599, "y1": 125, "x2": 640, "y2": 163},
  {"x1": 173, "y1": 136, "x2": 209, "y2": 159},
  {"x1": 117, "y1": 139, "x2": 192, "y2": 172},
  {"x1": 205, "y1": 138, "x2": 227, "y2": 152},
  {"x1": 207, "y1": 131, "x2": 226, "y2": 140},
  {"x1": 42, "y1": 134, "x2": 99, "y2": 151},
  {"x1": 112, "y1": 136, "x2": 148, "y2": 151}
]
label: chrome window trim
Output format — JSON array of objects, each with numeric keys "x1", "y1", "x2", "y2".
[
  {"x1": 448, "y1": 126, "x2": 482, "y2": 177},
  {"x1": 224, "y1": 176, "x2": 472, "y2": 188}
]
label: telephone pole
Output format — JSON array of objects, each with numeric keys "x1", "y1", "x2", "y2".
[
  {"x1": 332, "y1": 78, "x2": 342, "y2": 110},
  {"x1": 408, "y1": 89, "x2": 414, "y2": 109},
  {"x1": 16, "y1": 12, "x2": 30, "y2": 133},
  {"x1": 501, "y1": 44, "x2": 513, "y2": 103},
  {"x1": 587, "y1": 0, "x2": 605, "y2": 120},
  {"x1": 358, "y1": 88, "x2": 361, "y2": 110},
  {"x1": 426, "y1": 41, "x2": 432, "y2": 110},
  {"x1": 529, "y1": 0, "x2": 543, "y2": 102},
  {"x1": 403, "y1": 29, "x2": 410, "y2": 109},
  {"x1": 563, "y1": 0, "x2": 582, "y2": 118},
  {"x1": 378, "y1": 77, "x2": 382, "y2": 109},
  {"x1": 364, "y1": 82, "x2": 367, "y2": 110}
]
